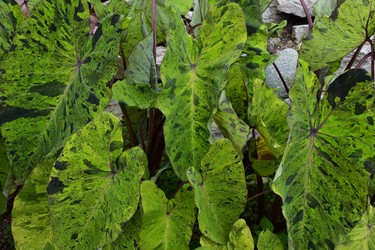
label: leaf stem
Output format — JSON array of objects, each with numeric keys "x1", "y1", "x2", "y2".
[
  {"x1": 119, "y1": 103, "x2": 138, "y2": 147},
  {"x1": 299, "y1": 0, "x2": 313, "y2": 29},
  {"x1": 345, "y1": 42, "x2": 364, "y2": 70},
  {"x1": 247, "y1": 189, "x2": 273, "y2": 202},
  {"x1": 152, "y1": 0, "x2": 157, "y2": 73},
  {"x1": 355, "y1": 52, "x2": 372, "y2": 69}
]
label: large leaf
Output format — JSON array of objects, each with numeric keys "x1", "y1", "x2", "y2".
[
  {"x1": 272, "y1": 62, "x2": 375, "y2": 249},
  {"x1": 187, "y1": 139, "x2": 247, "y2": 244},
  {"x1": 0, "y1": 0, "x2": 122, "y2": 183},
  {"x1": 159, "y1": 3, "x2": 246, "y2": 180},
  {"x1": 139, "y1": 181, "x2": 196, "y2": 250},
  {"x1": 12, "y1": 156, "x2": 57, "y2": 249},
  {"x1": 0, "y1": 134, "x2": 10, "y2": 215},
  {"x1": 300, "y1": 0, "x2": 375, "y2": 70},
  {"x1": 113, "y1": 33, "x2": 158, "y2": 109},
  {"x1": 335, "y1": 205, "x2": 375, "y2": 249},
  {"x1": 48, "y1": 113, "x2": 146, "y2": 249}
]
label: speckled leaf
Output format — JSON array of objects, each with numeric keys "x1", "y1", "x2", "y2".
[
  {"x1": 89, "y1": 0, "x2": 130, "y2": 18},
  {"x1": 213, "y1": 92, "x2": 249, "y2": 155},
  {"x1": 113, "y1": 33, "x2": 158, "y2": 109},
  {"x1": 226, "y1": 219, "x2": 254, "y2": 250},
  {"x1": 104, "y1": 209, "x2": 142, "y2": 250},
  {"x1": 0, "y1": 0, "x2": 122, "y2": 184},
  {"x1": 335, "y1": 205, "x2": 375, "y2": 249},
  {"x1": 226, "y1": 63, "x2": 248, "y2": 121},
  {"x1": 12, "y1": 156, "x2": 57, "y2": 250},
  {"x1": 48, "y1": 113, "x2": 146, "y2": 249},
  {"x1": 139, "y1": 181, "x2": 196, "y2": 250},
  {"x1": 187, "y1": 139, "x2": 247, "y2": 244},
  {"x1": 300, "y1": 0, "x2": 375, "y2": 70},
  {"x1": 257, "y1": 229, "x2": 284, "y2": 250},
  {"x1": 0, "y1": 134, "x2": 10, "y2": 215},
  {"x1": 272, "y1": 61, "x2": 375, "y2": 249},
  {"x1": 251, "y1": 79, "x2": 289, "y2": 158},
  {"x1": 313, "y1": 0, "x2": 338, "y2": 20},
  {"x1": 159, "y1": 3, "x2": 247, "y2": 180}
]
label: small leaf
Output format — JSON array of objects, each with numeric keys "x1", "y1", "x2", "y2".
[
  {"x1": 12, "y1": 156, "x2": 57, "y2": 249},
  {"x1": 273, "y1": 61, "x2": 375, "y2": 249},
  {"x1": 48, "y1": 113, "x2": 146, "y2": 249},
  {"x1": 159, "y1": 3, "x2": 247, "y2": 180},
  {"x1": 187, "y1": 139, "x2": 247, "y2": 244},
  {"x1": 139, "y1": 181, "x2": 196, "y2": 250},
  {"x1": 113, "y1": 33, "x2": 158, "y2": 109},
  {"x1": 300, "y1": 0, "x2": 375, "y2": 70},
  {"x1": 213, "y1": 92, "x2": 250, "y2": 156},
  {"x1": 227, "y1": 219, "x2": 254, "y2": 250},
  {"x1": 335, "y1": 205, "x2": 375, "y2": 249},
  {"x1": 251, "y1": 79, "x2": 289, "y2": 158},
  {"x1": 257, "y1": 229, "x2": 284, "y2": 250}
]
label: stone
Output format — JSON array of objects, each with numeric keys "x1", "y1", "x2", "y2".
[
  {"x1": 262, "y1": 0, "x2": 284, "y2": 23},
  {"x1": 265, "y1": 48, "x2": 299, "y2": 99},
  {"x1": 292, "y1": 25, "x2": 310, "y2": 44},
  {"x1": 276, "y1": 0, "x2": 318, "y2": 17},
  {"x1": 336, "y1": 44, "x2": 373, "y2": 76}
]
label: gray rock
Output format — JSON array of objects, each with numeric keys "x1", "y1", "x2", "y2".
[
  {"x1": 336, "y1": 44, "x2": 373, "y2": 76},
  {"x1": 265, "y1": 48, "x2": 299, "y2": 98},
  {"x1": 292, "y1": 25, "x2": 310, "y2": 44},
  {"x1": 276, "y1": 0, "x2": 318, "y2": 17},
  {"x1": 262, "y1": 0, "x2": 284, "y2": 23}
]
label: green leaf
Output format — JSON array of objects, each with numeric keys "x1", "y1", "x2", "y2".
[
  {"x1": 187, "y1": 139, "x2": 247, "y2": 244},
  {"x1": 213, "y1": 92, "x2": 249, "y2": 155},
  {"x1": 48, "y1": 113, "x2": 146, "y2": 249},
  {"x1": 257, "y1": 229, "x2": 284, "y2": 250},
  {"x1": 226, "y1": 62, "x2": 248, "y2": 121},
  {"x1": 313, "y1": 0, "x2": 338, "y2": 20},
  {"x1": 251, "y1": 79, "x2": 289, "y2": 158},
  {"x1": 113, "y1": 33, "x2": 158, "y2": 109},
  {"x1": 227, "y1": 219, "x2": 254, "y2": 250},
  {"x1": 272, "y1": 61, "x2": 375, "y2": 249},
  {"x1": 12, "y1": 156, "x2": 57, "y2": 249},
  {"x1": 335, "y1": 205, "x2": 375, "y2": 249},
  {"x1": 104, "y1": 209, "x2": 143, "y2": 250},
  {"x1": 300, "y1": 0, "x2": 375, "y2": 70},
  {"x1": 0, "y1": 134, "x2": 11, "y2": 215},
  {"x1": 0, "y1": 0, "x2": 122, "y2": 183},
  {"x1": 230, "y1": 0, "x2": 265, "y2": 35},
  {"x1": 159, "y1": 3, "x2": 247, "y2": 180},
  {"x1": 139, "y1": 181, "x2": 196, "y2": 250}
]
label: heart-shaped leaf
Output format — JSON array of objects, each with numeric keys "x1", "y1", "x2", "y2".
[
  {"x1": 48, "y1": 113, "x2": 146, "y2": 249},
  {"x1": 300, "y1": 0, "x2": 375, "y2": 70},
  {"x1": 187, "y1": 139, "x2": 247, "y2": 244},
  {"x1": 159, "y1": 3, "x2": 247, "y2": 180},
  {"x1": 0, "y1": 0, "x2": 122, "y2": 183},
  {"x1": 272, "y1": 61, "x2": 375, "y2": 249},
  {"x1": 257, "y1": 229, "x2": 284, "y2": 250},
  {"x1": 139, "y1": 181, "x2": 196, "y2": 250}
]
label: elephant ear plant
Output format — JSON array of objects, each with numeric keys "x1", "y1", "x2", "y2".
[{"x1": 1, "y1": 0, "x2": 375, "y2": 249}]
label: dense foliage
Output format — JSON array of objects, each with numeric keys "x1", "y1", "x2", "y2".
[{"x1": 1, "y1": 0, "x2": 375, "y2": 249}]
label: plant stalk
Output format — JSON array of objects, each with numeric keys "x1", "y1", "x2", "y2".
[{"x1": 299, "y1": 0, "x2": 313, "y2": 28}]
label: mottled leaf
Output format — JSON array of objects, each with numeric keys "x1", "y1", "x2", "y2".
[
  {"x1": 251, "y1": 79, "x2": 289, "y2": 158},
  {"x1": 257, "y1": 229, "x2": 284, "y2": 250},
  {"x1": 187, "y1": 139, "x2": 247, "y2": 244},
  {"x1": 113, "y1": 33, "x2": 158, "y2": 109},
  {"x1": 0, "y1": 0, "x2": 122, "y2": 183},
  {"x1": 12, "y1": 156, "x2": 57, "y2": 249},
  {"x1": 213, "y1": 92, "x2": 249, "y2": 155},
  {"x1": 48, "y1": 113, "x2": 146, "y2": 249},
  {"x1": 300, "y1": 0, "x2": 375, "y2": 70},
  {"x1": 0, "y1": 134, "x2": 10, "y2": 215},
  {"x1": 139, "y1": 181, "x2": 196, "y2": 250},
  {"x1": 313, "y1": 0, "x2": 338, "y2": 20},
  {"x1": 335, "y1": 205, "x2": 375, "y2": 249},
  {"x1": 273, "y1": 62, "x2": 375, "y2": 249},
  {"x1": 159, "y1": 3, "x2": 247, "y2": 180}
]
